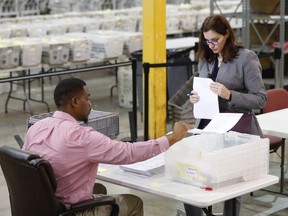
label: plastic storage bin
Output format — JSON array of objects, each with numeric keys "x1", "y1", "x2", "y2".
[
  {"x1": 167, "y1": 75, "x2": 195, "y2": 126},
  {"x1": 27, "y1": 110, "x2": 119, "y2": 139},
  {"x1": 165, "y1": 131, "x2": 270, "y2": 190}
]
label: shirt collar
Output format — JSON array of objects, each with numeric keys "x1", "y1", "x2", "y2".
[{"x1": 52, "y1": 111, "x2": 78, "y2": 123}]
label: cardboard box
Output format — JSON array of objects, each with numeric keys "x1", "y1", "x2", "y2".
[
  {"x1": 250, "y1": 0, "x2": 280, "y2": 15},
  {"x1": 165, "y1": 132, "x2": 269, "y2": 190}
]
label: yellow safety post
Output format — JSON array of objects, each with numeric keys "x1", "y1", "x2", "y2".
[{"x1": 142, "y1": 0, "x2": 166, "y2": 139}]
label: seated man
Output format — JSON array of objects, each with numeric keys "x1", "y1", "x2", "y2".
[{"x1": 23, "y1": 77, "x2": 192, "y2": 216}]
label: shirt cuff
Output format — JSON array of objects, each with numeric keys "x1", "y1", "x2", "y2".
[{"x1": 156, "y1": 136, "x2": 170, "y2": 152}]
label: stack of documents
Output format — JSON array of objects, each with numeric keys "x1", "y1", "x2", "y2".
[{"x1": 119, "y1": 153, "x2": 165, "y2": 176}]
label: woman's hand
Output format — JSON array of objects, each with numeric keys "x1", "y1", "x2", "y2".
[
  {"x1": 188, "y1": 91, "x2": 199, "y2": 103},
  {"x1": 210, "y1": 82, "x2": 231, "y2": 100}
]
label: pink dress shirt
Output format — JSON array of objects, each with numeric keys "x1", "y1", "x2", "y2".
[{"x1": 23, "y1": 111, "x2": 169, "y2": 208}]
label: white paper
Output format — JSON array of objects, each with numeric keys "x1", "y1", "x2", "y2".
[
  {"x1": 119, "y1": 153, "x2": 165, "y2": 176},
  {"x1": 193, "y1": 77, "x2": 219, "y2": 119},
  {"x1": 188, "y1": 113, "x2": 243, "y2": 134}
]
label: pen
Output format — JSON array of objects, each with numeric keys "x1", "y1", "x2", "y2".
[{"x1": 187, "y1": 93, "x2": 194, "y2": 97}]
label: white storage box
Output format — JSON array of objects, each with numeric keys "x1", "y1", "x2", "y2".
[
  {"x1": 68, "y1": 38, "x2": 92, "y2": 62},
  {"x1": 0, "y1": 42, "x2": 20, "y2": 69},
  {"x1": 27, "y1": 25, "x2": 48, "y2": 37},
  {"x1": 9, "y1": 24, "x2": 29, "y2": 38},
  {"x1": 60, "y1": 34, "x2": 92, "y2": 62},
  {"x1": 166, "y1": 15, "x2": 181, "y2": 34},
  {"x1": 46, "y1": 23, "x2": 68, "y2": 35},
  {"x1": 10, "y1": 38, "x2": 43, "y2": 67},
  {"x1": 41, "y1": 38, "x2": 70, "y2": 65},
  {"x1": 0, "y1": 28, "x2": 11, "y2": 38},
  {"x1": 85, "y1": 34, "x2": 124, "y2": 59},
  {"x1": 89, "y1": 30, "x2": 142, "y2": 55},
  {"x1": 165, "y1": 132, "x2": 269, "y2": 190}
]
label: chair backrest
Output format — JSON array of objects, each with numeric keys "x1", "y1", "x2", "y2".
[
  {"x1": 262, "y1": 88, "x2": 288, "y2": 113},
  {"x1": 0, "y1": 145, "x2": 66, "y2": 216}
]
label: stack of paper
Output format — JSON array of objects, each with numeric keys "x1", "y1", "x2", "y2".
[
  {"x1": 191, "y1": 77, "x2": 243, "y2": 134},
  {"x1": 119, "y1": 153, "x2": 165, "y2": 176}
]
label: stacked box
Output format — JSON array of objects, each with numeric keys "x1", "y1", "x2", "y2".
[
  {"x1": 27, "y1": 110, "x2": 119, "y2": 139},
  {"x1": 0, "y1": 29, "x2": 11, "y2": 38},
  {"x1": 250, "y1": 0, "x2": 280, "y2": 15},
  {"x1": 41, "y1": 37, "x2": 70, "y2": 65},
  {"x1": 168, "y1": 75, "x2": 195, "y2": 126},
  {"x1": 66, "y1": 22, "x2": 84, "y2": 33},
  {"x1": 46, "y1": 23, "x2": 68, "y2": 35},
  {"x1": 99, "y1": 18, "x2": 116, "y2": 30},
  {"x1": 166, "y1": 14, "x2": 181, "y2": 34},
  {"x1": 57, "y1": 34, "x2": 92, "y2": 62},
  {"x1": 68, "y1": 38, "x2": 92, "y2": 62},
  {"x1": 114, "y1": 16, "x2": 138, "y2": 32},
  {"x1": 89, "y1": 30, "x2": 142, "y2": 55},
  {"x1": 0, "y1": 42, "x2": 20, "y2": 69},
  {"x1": 83, "y1": 33, "x2": 124, "y2": 59},
  {"x1": 10, "y1": 38, "x2": 43, "y2": 67},
  {"x1": 27, "y1": 25, "x2": 48, "y2": 37},
  {"x1": 180, "y1": 13, "x2": 197, "y2": 32},
  {"x1": 9, "y1": 24, "x2": 29, "y2": 38},
  {"x1": 165, "y1": 132, "x2": 270, "y2": 190},
  {"x1": 83, "y1": 20, "x2": 102, "y2": 32}
]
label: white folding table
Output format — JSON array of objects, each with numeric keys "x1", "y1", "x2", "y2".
[
  {"x1": 97, "y1": 164, "x2": 278, "y2": 216},
  {"x1": 257, "y1": 108, "x2": 288, "y2": 194}
]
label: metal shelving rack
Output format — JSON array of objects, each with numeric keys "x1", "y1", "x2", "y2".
[
  {"x1": 0, "y1": 0, "x2": 19, "y2": 17},
  {"x1": 0, "y1": 0, "x2": 40, "y2": 17},
  {"x1": 210, "y1": 0, "x2": 287, "y2": 88}
]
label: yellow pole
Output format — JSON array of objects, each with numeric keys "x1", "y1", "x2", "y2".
[{"x1": 142, "y1": 0, "x2": 167, "y2": 139}]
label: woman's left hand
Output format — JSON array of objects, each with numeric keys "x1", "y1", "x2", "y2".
[{"x1": 210, "y1": 82, "x2": 231, "y2": 100}]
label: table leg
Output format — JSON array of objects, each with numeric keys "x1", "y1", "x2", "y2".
[
  {"x1": 261, "y1": 138, "x2": 287, "y2": 195},
  {"x1": 232, "y1": 198, "x2": 236, "y2": 216},
  {"x1": 202, "y1": 206, "x2": 213, "y2": 216},
  {"x1": 280, "y1": 138, "x2": 285, "y2": 193}
]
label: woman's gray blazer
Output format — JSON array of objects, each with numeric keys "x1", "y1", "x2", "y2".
[{"x1": 194, "y1": 48, "x2": 267, "y2": 133}]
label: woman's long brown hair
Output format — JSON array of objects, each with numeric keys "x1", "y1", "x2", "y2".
[{"x1": 196, "y1": 14, "x2": 242, "y2": 63}]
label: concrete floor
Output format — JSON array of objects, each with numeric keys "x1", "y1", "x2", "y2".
[{"x1": 0, "y1": 70, "x2": 288, "y2": 216}]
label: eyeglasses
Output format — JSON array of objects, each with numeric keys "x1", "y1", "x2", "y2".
[{"x1": 203, "y1": 39, "x2": 219, "y2": 46}]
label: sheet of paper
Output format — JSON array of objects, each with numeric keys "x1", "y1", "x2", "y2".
[
  {"x1": 193, "y1": 77, "x2": 219, "y2": 119},
  {"x1": 188, "y1": 113, "x2": 243, "y2": 134}
]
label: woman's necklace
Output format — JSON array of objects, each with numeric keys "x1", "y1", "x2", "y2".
[{"x1": 218, "y1": 56, "x2": 223, "y2": 68}]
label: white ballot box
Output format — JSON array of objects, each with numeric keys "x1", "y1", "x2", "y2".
[{"x1": 165, "y1": 132, "x2": 269, "y2": 190}]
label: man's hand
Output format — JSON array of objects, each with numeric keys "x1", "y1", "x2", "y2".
[{"x1": 166, "y1": 122, "x2": 194, "y2": 146}]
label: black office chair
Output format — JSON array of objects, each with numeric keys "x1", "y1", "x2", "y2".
[
  {"x1": 0, "y1": 145, "x2": 119, "y2": 216},
  {"x1": 14, "y1": 134, "x2": 24, "y2": 148}
]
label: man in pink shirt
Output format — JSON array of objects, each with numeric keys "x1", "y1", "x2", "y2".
[{"x1": 23, "y1": 77, "x2": 192, "y2": 216}]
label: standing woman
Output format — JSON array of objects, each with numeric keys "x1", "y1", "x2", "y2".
[{"x1": 186, "y1": 14, "x2": 267, "y2": 216}]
